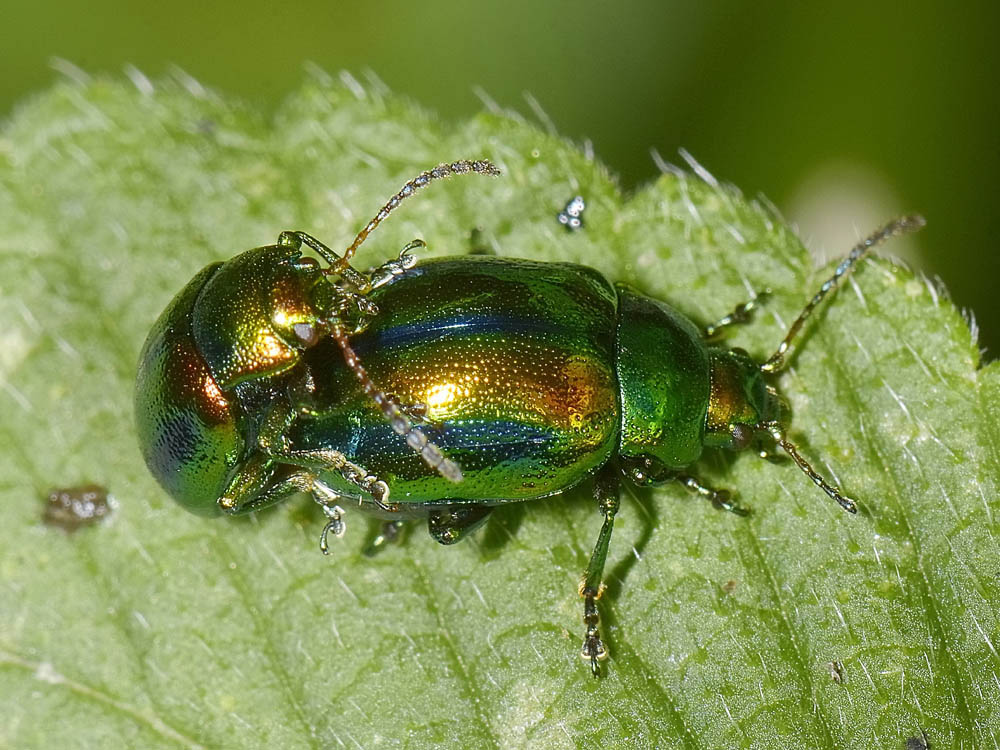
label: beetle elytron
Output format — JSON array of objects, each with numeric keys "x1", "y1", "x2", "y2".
[{"x1": 135, "y1": 159, "x2": 922, "y2": 676}]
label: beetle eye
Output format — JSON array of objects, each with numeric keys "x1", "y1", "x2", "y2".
[
  {"x1": 730, "y1": 423, "x2": 753, "y2": 450},
  {"x1": 293, "y1": 322, "x2": 319, "y2": 347}
]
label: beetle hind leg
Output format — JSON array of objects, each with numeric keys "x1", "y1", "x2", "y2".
[
  {"x1": 580, "y1": 463, "x2": 622, "y2": 677},
  {"x1": 620, "y1": 455, "x2": 750, "y2": 516}
]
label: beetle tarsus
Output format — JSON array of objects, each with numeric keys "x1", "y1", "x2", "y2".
[
  {"x1": 678, "y1": 474, "x2": 750, "y2": 516},
  {"x1": 337, "y1": 462, "x2": 396, "y2": 512},
  {"x1": 580, "y1": 586, "x2": 607, "y2": 677},
  {"x1": 318, "y1": 504, "x2": 346, "y2": 554},
  {"x1": 366, "y1": 480, "x2": 398, "y2": 513},
  {"x1": 368, "y1": 240, "x2": 422, "y2": 289}
]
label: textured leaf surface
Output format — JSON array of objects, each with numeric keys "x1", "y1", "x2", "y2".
[{"x1": 1, "y1": 73, "x2": 998, "y2": 749}]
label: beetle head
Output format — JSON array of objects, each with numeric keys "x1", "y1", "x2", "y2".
[
  {"x1": 191, "y1": 245, "x2": 338, "y2": 390},
  {"x1": 704, "y1": 347, "x2": 779, "y2": 453}
]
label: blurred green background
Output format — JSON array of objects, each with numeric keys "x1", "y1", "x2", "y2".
[{"x1": 4, "y1": 1, "x2": 997, "y2": 352}]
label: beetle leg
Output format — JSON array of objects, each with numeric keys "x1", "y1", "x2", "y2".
[
  {"x1": 218, "y1": 453, "x2": 326, "y2": 515},
  {"x1": 318, "y1": 506, "x2": 346, "y2": 553},
  {"x1": 427, "y1": 505, "x2": 493, "y2": 545},
  {"x1": 217, "y1": 444, "x2": 399, "y2": 552},
  {"x1": 364, "y1": 520, "x2": 407, "y2": 557},
  {"x1": 311, "y1": 480, "x2": 348, "y2": 554},
  {"x1": 467, "y1": 226, "x2": 497, "y2": 255},
  {"x1": 367, "y1": 240, "x2": 422, "y2": 289},
  {"x1": 676, "y1": 474, "x2": 750, "y2": 516},
  {"x1": 703, "y1": 291, "x2": 771, "y2": 340},
  {"x1": 339, "y1": 460, "x2": 395, "y2": 513},
  {"x1": 256, "y1": 398, "x2": 400, "y2": 513},
  {"x1": 216, "y1": 454, "x2": 352, "y2": 552},
  {"x1": 580, "y1": 463, "x2": 622, "y2": 677},
  {"x1": 277, "y1": 446, "x2": 400, "y2": 513},
  {"x1": 278, "y1": 230, "x2": 372, "y2": 293}
]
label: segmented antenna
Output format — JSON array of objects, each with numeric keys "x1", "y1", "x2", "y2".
[
  {"x1": 331, "y1": 325, "x2": 463, "y2": 483},
  {"x1": 334, "y1": 160, "x2": 501, "y2": 274},
  {"x1": 757, "y1": 216, "x2": 926, "y2": 513},
  {"x1": 761, "y1": 215, "x2": 926, "y2": 373},
  {"x1": 315, "y1": 161, "x2": 499, "y2": 485},
  {"x1": 764, "y1": 422, "x2": 857, "y2": 513}
]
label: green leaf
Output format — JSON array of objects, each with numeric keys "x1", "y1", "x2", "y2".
[{"x1": 1, "y1": 72, "x2": 997, "y2": 749}]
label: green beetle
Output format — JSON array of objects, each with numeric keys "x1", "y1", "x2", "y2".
[{"x1": 134, "y1": 160, "x2": 922, "y2": 676}]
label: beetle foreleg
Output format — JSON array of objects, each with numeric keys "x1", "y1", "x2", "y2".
[
  {"x1": 676, "y1": 474, "x2": 750, "y2": 516},
  {"x1": 256, "y1": 403, "x2": 392, "y2": 514},
  {"x1": 703, "y1": 291, "x2": 771, "y2": 340},
  {"x1": 278, "y1": 230, "x2": 372, "y2": 293},
  {"x1": 218, "y1": 452, "x2": 319, "y2": 515},
  {"x1": 277, "y1": 445, "x2": 399, "y2": 513},
  {"x1": 579, "y1": 464, "x2": 622, "y2": 677},
  {"x1": 367, "y1": 240, "x2": 422, "y2": 289},
  {"x1": 257, "y1": 398, "x2": 400, "y2": 514}
]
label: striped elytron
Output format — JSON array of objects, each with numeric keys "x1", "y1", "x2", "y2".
[{"x1": 134, "y1": 160, "x2": 922, "y2": 676}]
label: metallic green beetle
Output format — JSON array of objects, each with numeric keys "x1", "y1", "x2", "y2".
[{"x1": 134, "y1": 160, "x2": 922, "y2": 676}]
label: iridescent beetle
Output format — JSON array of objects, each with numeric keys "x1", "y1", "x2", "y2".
[{"x1": 134, "y1": 160, "x2": 923, "y2": 676}]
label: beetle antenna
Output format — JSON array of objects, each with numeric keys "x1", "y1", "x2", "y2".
[
  {"x1": 333, "y1": 160, "x2": 501, "y2": 273},
  {"x1": 763, "y1": 421, "x2": 857, "y2": 513},
  {"x1": 330, "y1": 325, "x2": 463, "y2": 484},
  {"x1": 761, "y1": 215, "x2": 925, "y2": 373}
]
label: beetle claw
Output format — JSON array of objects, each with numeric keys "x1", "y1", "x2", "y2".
[{"x1": 318, "y1": 504, "x2": 346, "y2": 554}]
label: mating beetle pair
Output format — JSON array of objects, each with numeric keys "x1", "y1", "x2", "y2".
[{"x1": 134, "y1": 160, "x2": 922, "y2": 676}]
